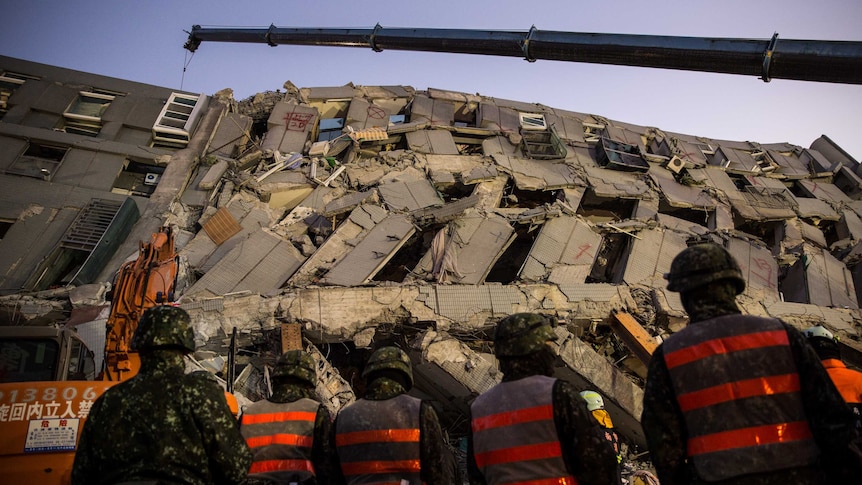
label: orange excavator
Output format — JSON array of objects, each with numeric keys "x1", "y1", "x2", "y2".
[
  {"x1": 101, "y1": 226, "x2": 179, "y2": 381},
  {"x1": 0, "y1": 227, "x2": 179, "y2": 484}
]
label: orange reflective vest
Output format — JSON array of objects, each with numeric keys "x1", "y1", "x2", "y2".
[
  {"x1": 663, "y1": 315, "x2": 819, "y2": 481},
  {"x1": 471, "y1": 375, "x2": 577, "y2": 485},
  {"x1": 336, "y1": 394, "x2": 423, "y2": 485},
  {"x1": 821, "y1": 358, "x2": 862, "y2": 427},
  {"x1": 240, "y1": 397, "x2": 319, "y2": 481}
]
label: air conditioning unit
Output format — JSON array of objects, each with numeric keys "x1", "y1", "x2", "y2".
[
  {"x1": 144, "y1": 173, "x2": 160, "y2": 185},
  {"x1": 666, "y1": 156, "x2": 685, "y2": 174}
]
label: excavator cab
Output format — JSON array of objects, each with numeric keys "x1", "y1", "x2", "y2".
[
  {"x1": 0, "y1": 326, "x2": 111, "y2": 484},
  {"x1": 0, "y1": 326, "x2": 97, "y2": 383}
]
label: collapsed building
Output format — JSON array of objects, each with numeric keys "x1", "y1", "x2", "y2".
[{"x1": 1, "y1": 55, "x2": 861, "y2": 461}]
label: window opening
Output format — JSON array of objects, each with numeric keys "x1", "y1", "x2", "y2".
[
  {"x1": 586, "y1": 233, "x2": 631, "y2": 284},
  {"x1": 373, "y1": 224, "x2": 445, "y2": 283},
  {"x1": 6, "y1": 142, "x2": 68, "y2": 180},
  {"x1": 389, "y1": 114, "x2": 406, "y2": 125},
  {"x1": 657, "y1": 201, "x2": 714, "y2": 228},
  {"x1": 66, "y1": 337, "x2": 96, "y2": 380},
  {"x1": 577, "y1": 189, "x2": 637, "y2": 223},
  {"x1": 62, "y1": 91, "x2": 114, "y2": 136},
  {"x1": 317, "y1": 118, "x2": 345, "y2": 142},
  {"x1": 453, "y1": 104, "x2": 477, "y2": 127},
  {"x1": 112, "y1": 159, "x2": 165, "y2": 197},
  {"x1": 596, "y1": 136, "x2": 648, "y2": 171},
  {"x1": 500, "y1": 183, "x2": 557, "y2": 209},
  {"x1": 486, "y1": 225, "x2": 537, "y2": 284},
  {"x1": 733, "y1": 220, "x2": 781, "y2": 249},
  {"x1": 437, "y1": 182, "x2": 474, "y2": 203},
  {"x1": 515, "y1": 113, "x2": 566, "y2": 159}
]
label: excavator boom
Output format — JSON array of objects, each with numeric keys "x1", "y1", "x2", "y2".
[
  {"x1": 184, "y1": 24, "x2": 862, "y2": 84},
  {"x1": 102, "y1": 226, "x2": 178, "y2": 381}
]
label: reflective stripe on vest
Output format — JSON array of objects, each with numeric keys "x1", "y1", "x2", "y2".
[
  {"x1": 240, "y1": 397, "x2": 319, "y2": 479},
  {"x1": 336, "y1": 394, "x2": 423, "y2": 485},
  {"x1": 663, "y1": 315, "x2": 819, "y2": 481},
  {"x1": 471, "y1": 375, "x2": 577, "y2": 485}
]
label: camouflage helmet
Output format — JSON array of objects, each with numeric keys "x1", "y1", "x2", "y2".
[
  {"x1": 131, "y1": 305, "x2": 194, "y2": 353},
  {"x1": 272, "y1": 349, "x2": 317, "y2": 386},
  {"x1": 664, "y1": 243, "x2": 746, "y2": 294},
  {"x1": 494, "y1": 313, "x2": 555, "y2": 357},
  {"x1": 362, "y1": 346, "x2": 413, "y2": 389}
]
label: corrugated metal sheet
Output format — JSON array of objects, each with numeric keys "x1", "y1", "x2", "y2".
[{"x1": 203, "y1": 207, "x2": 242, "y2": 245}]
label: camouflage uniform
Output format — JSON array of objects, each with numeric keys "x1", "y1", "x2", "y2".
[
  {"x1": 467, "y1": 313, "x2": 621, "y2": 485},
  {"x1": 332, "y1": 346, "x2": 459, "y2": 485},
  {"x1": 72, "y1": 306, "x2": 252, "y2": 484},
  {"x1": 642, "y1": 243, "x2": 859, "y2": 484},
  {"x1": 240, "y1": 350, "x2": 340, "y2": 485}
]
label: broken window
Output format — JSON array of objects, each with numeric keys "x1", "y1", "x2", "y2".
[
  {"x1": 577, "y1": 189, "x2": 637, "y2": 222},
  {"x1": 6, "y1": 142, "x2": 68, "y2": 180},
  {"x1": 453, "y1": 104, "x2": 478, "y2": 128},
  {"x1": 596, "y1": 136, "x2": 648, "y2": 171},
  {"x1": 111, "y1": 159, "x2": 165, "y2": 197},
  {"x1": 153, "y1": 92, "x2": 205, "y2": 148},
  {"x1": 587, "y1": 233, "x2": 631, "y2": 284},
  {"x1": 582, "y1": 121, "x2": 605, "y2": 144},
  {"x1": 713, "y1": 147, "x2": 779, "y2": 173},
  {"x1": 61, "y1": 91, "x2": 115, "y2": 137},
  {"x1": 518, "y1": 113, "x2": 567, "y2": 160},
  {"x1": 318, "y1": 117, "x2": 345, "y2": 142},
  {"x1": 657, "y1": 201, "x2": 714, "y2": 227}
]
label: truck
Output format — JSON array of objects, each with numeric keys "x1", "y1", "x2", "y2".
[{"x1": 0, "y1": 226, "x2": 179, "y2": 484}]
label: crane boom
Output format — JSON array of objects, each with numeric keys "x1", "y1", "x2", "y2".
[{"x1": 184, "y1": 24, "x2": 862, "y2": 84}]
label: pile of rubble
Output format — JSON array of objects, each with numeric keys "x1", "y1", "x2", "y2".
[{"x1": 5, "y1": 80, "x2": 862, "y2": 472}]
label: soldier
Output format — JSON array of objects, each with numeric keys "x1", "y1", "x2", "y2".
[
  {"x1": 642, "y1": 242, "x2": 859, "y2": 484},
  {"x1": 333, "y1": 346, "x2": 457, "y2": 484},
  {"x1": 803, "y1": 325, "x2": 862, "y2": 429},
  {"x1": 467, "y1": 313, "x2": 620, "y2": 485},
  {"x1": 240, "y1": 349, "x2": 339, "y2": 484},
  {"x1": 72, "y1": 305, "x2": 251, "y2": 484}
]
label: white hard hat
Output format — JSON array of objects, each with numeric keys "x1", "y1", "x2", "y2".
[
  {"x1": 802, "y1": 325, "x2": 834, "y2": 340},
  {"x1": 579, "y1": 390, "x2": 605, "y2": 411}
]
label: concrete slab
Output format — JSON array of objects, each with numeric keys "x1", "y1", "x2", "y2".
[{"x1": 520, "y1": 215, "x2": 602, "y2": 283}]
